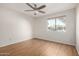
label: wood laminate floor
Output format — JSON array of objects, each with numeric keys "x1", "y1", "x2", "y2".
[{"x1": 0, "y1": 38, "x2": 78, "y2": 56}]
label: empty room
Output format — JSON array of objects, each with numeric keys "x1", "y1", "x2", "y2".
[{"x1": 0, "y1": 3, "x2": 79, "y2": 56}]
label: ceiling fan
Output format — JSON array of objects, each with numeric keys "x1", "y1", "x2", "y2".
[{"x1": 24, "y1": 3, "x2": 46, "y2": 15}]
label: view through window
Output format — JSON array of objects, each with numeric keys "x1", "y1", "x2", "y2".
[{"x1": 48, "y1": 16, "x2": 66, "y2": 32}]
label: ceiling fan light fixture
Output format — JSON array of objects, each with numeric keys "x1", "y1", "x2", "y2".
[{"x1": 34, "y1": 11, "x2": 38, "y2": 15}]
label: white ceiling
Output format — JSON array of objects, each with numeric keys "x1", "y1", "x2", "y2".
[{"x1": 0, "y1": 3, "x2": 78, "y2": 18}]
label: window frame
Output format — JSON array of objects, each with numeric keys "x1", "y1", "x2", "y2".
[{"x1": 47, "y1": 16, "x2": 66, "y2": 32}]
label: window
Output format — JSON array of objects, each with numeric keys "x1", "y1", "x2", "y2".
[{"x1": 48, "y1": 16, "x2": 66, "y2": 32}]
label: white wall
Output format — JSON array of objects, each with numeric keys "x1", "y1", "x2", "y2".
[
  {"x1": 0, "y1": 6, "x2": 76, "y2": 47},
  {"x1": 0, "y1": 6, "x2": 33, "y2": 47},
  {"x1": 76, "y1": 5, "x2": 79, "y2": 54},
  {"x1": 34, "y1": 8, "x2": 76, "y2": 46}
]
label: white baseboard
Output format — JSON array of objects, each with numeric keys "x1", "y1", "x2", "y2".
[{"x1": 0, "y1": 37, "x2": 33, "y2": 47}]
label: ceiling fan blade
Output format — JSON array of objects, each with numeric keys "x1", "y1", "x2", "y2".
[
  {"x1": 24, "y1": 10, "x2": 34, "y2": 11},
  {"x1": 37, "y1": 5, "x2": 46, "y2": 10},
  {"x1": 26, "y1": 3, "x2": 35, "y2": 10},
  {"x1": 33, "y1": 3, "x2": 37, "y2": 8},
  {"x1": 38, "y1": 10, "x2": 45, "y2": 13}
]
